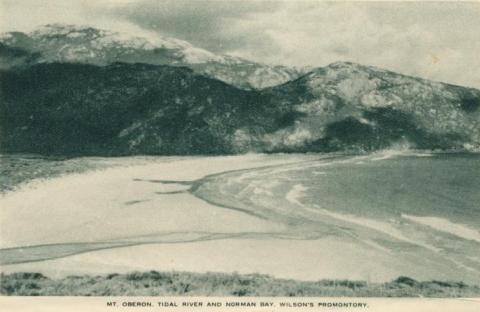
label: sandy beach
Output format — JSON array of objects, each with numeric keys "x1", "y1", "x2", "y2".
[{"x1": 1, "y1": 153, "x2": 479, "y2": 284}]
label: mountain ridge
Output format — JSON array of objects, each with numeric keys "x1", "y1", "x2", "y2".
[
  {"x1": 1, "y1": 24, "x2": 479, "y2": 155},
  {"x1": 262, "y1": 61, "x2": 480, "y2": 152},
  {"x1": 0, "y1": 24, "x2": 306, "y2": 89},
  {"x1": 1, "y1": 59, "x2": 479, "y2": 155}
]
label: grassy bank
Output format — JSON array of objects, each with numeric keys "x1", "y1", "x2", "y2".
[
  {"x1": 0, "y1": 154, "x2": 175, "y2": 193},
  {"x1": 0, "y1": 155, "x2": 111, "y2": 193},
  {"x1": 1, "y1": 271, "x2": 479, "y2": 297}
]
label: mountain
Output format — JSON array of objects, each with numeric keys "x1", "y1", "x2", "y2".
[
  {"x1": 0, "y1": 24, "x2": 304, "y2": 89},
  {"x1": 0, "y1": 62, "x2": 281, "y2": 155},
  {"x1": 1, "y1": 61, "x2": 479, "y2": 156},
  {"x1": 260, "y1": 62, "x2": 480, "y2": 152},
  {"x1": 0, "y1": 43, "x2": 41, "y2": 70}
]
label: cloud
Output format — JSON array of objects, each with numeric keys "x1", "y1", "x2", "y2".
[
  {"x1": 110, "y1": 0, "x2": 281, "y2": 53},
  {"x1": 1, "y1": 0, "x2": 479, "y2": 88},
  {"x1": 225, "y1": 1, "x2": 480, "y2": 88}
]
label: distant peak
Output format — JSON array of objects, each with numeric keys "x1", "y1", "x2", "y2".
[
  {"x1": 40, "y1": 23, "x2": 89, "y2": 31},
  {"x1": 310, "y1": 61, "x2": 392, "y2": 77},
  {"x1": 326, "y1": 61, "x2": 375, "y2": 70},
  {"x1": 33, "y1": 24, "x2": 100, "y2": 35},
  {"x1": 327, "y1": 61, "x2": 358, "y2": 68}
]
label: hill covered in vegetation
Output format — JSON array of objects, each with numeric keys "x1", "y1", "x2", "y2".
[{"x1": 1, "y1": 61, "x2": 479, "y2": 156}]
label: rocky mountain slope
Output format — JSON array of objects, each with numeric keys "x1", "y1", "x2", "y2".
[
  {"x1": 1, "y1": 60, "x2": 479, "y2": 156},
  {"x1": 260, "y1": 62, "x2": 480, "y2": 152},
  {"x1": 0, "y1": 24, "x2": 304, "y2": 89}
]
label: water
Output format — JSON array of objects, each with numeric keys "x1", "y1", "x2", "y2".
[
  {"x1": 193, "y1": 152, "x2": 480, "y2": 281},
  {"x1": 2, "y1": 152, "x2": 479, "y2": 282},
  {"x1": 298, "y1": 153, "x2": 480, "y2": 229}
]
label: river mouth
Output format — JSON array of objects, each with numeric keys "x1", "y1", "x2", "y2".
[
  {"x1": 1, "y1": 152, "x2": 479, "y2": 283},
  {"x1": 191, "y1": 152, "x2": 480, "y2": 282}
]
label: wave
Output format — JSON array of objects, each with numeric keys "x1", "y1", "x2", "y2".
[
  {"x1": 370, "y1": 146, "x2": 433, "y2": 161},
  {"x1": 402, "y1": 214, "x2": 480, "y2": 243},
  {"x1": 283, "y1": 183, "x2": 440, "y2": 252}
]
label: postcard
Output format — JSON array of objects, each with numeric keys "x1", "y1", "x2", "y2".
[{"x1": 1, "y1": 1, "x2": 479, "y2": 311}]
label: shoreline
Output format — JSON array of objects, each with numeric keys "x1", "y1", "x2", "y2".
[{"x1": 1, "y1": 153, "x2": 479, "y2": 285}]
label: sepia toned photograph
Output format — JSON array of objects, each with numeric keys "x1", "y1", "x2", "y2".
[{"x1": 0, "y1": 0, "x2": 479, "y2": 307}]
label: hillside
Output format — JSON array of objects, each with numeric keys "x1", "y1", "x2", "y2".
[
  {"x1": 1, "y1": 25, "x2": 479, "y2": 156},
  {"x1": 261, "y1": 62, "x2": 480, "y2": 152},
  {"x1": 0, "y1": 62, "x2": 292, "y2": 155},
  {"x1": 1, "y1": 61, "x2": 479, "y2": 156},
  {"x1": 0, "y1": 63, "x2": 240, "y2": 154}
]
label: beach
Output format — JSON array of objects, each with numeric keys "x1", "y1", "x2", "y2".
[{"x1": 1, "y1": 153, "x2": 479, "y2": 284}]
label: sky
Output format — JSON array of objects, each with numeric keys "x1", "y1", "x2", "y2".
[{"x1": 1, "y1": 0, "x2": 479, "y2": 88}]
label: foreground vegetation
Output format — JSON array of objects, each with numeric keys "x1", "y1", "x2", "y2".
[
  {"x1": 0, "y1": 155, "x2": 110, "y2": 193},
  {"x1": 1, "y1": 271, "x2": 479, "y2": 297},
  {"x1": 0, "y1": 154, "x2": 173, "y2": 193}
]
